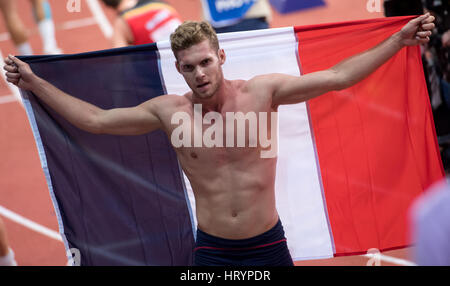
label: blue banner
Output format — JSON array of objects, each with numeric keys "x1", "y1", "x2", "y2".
[
  {"x1": 19, "y1": 45, "x2": 195, "y2": 266},
  {"x1": 202, "y1": 0, "x2": 257, "y2": 26},
  {"x1": 269, "y1": 0, "x2": 326, "y2": 14}
]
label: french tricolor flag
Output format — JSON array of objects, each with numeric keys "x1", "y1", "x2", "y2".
[{"x1": 20, "y1": 16, "x2": 444, "y2": 265}]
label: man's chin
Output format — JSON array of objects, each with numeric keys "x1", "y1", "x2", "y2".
[{"x1": 195, "y1": 91, "x2": 214, "y2": 99}]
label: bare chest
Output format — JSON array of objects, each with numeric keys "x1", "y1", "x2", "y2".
[{"x1": 164, "y1": 97, "x2": 277, "y2": 160}]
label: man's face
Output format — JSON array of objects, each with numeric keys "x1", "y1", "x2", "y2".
[{"x1": 175, "y1": 40, "x2": 225, "y2": 99}]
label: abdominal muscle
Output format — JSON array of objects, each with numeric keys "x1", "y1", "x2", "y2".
[{"x1": 179, "y1": 148, "x2": 279, "y2": 240}]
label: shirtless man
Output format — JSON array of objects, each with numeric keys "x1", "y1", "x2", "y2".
[{"x1": 3, "y1": 15, "x2": 435, "y2": 266}]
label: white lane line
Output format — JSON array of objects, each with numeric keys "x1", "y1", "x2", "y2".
[
  {"x1": 60, "y1": 17, "x2": 97, "y2": 31},
  {"x1": 0, "y1": 205, "x2": 63, "y2": 242},
  {"x1": 363, "y1": 253, "x2": 417, "y2": 266},
  {"x1": 85, "y1": 0, "x2": 113, "y2": 39},
  {"x1": 0, "y1": 50, "x2": 22, "y2": 105},
  {"x1": 0, "y1": 17, "x2": 99, "y2": 43}
]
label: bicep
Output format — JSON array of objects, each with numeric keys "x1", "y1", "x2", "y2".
[
  {"x1": 271, "y1": 70, "x2": 341, "y2": 106},
  {"x1": 97, "y1": 99, "x2": 162, "y2": 135}
]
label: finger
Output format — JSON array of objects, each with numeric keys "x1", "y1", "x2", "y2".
[
  {"x1": 3, "y1": 64, "x2": 18, "y2": 72},
  {"x1": 8, "y1": 55, "x2": 24, "y2": 67},
  {"x1": 421, "y1": 15, "x2": 435, "y2": 24},
  {"x1": 416, "y1": 36, "x2": 430, "y2": 44},
  {"x1": 5, "y1": 72, "x2": 20, "y2": 79},
  {"x1": 421, "y1": 23, "x2": 435, "y2": 31},
  {"x1": 6, "y1": 56, "x2": 19, "y2": 69},
  {"x1": 411, "y1": 13, "x2": 430, "y2": 24},
  {"x1": 4, "y1": 57, "x2": 13, "y2": 65},
  {"x1": 6, "y1": 77, "x2": 18, "y2": 85},
  {"x1": 416, "y1": 31, "x2": 432, "y2": 38}
]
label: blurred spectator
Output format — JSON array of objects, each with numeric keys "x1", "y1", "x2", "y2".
[
  {"x1": 384, "y1": 0, "x2": 450, "y2": 173},
  {"x1": 200, "y1": 0, "x2": 272, "y2": 33},
  {"x1": 101, "y1": 0, "x2": 182, "y2": 47},
  {"x1": 424, "y1": 0, "x2": 450, "y2": 107},
  {"x1": 0, "y1": 218, "x2": 17, "y2": 266},
  {"x1": 0, "y1": 0, "x2": 61, "y2": 55},
  {"x1": 410, "y1": 178, "x2": 450, "y2": 266},
  {"x1": 424, "y1": 0, "x2": 450, "y2": 174},
  {"x1": 443, "y1": 30, "x2": 450, "y2": 47}
]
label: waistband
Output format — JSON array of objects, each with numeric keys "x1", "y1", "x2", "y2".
[{"x1": 194, "y1": 219, "x2": 286, "y2": 252}]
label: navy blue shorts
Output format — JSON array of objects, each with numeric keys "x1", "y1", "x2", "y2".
[{"x1": 193, "y1": 219, "x2": 294, "y2": 266}]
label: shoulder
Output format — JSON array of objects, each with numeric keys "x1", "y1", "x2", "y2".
[
  {"x1": 244, "y1": 73, "x2": 288, "y2": 92},
  {"x1": 248, "y1": 73, "x2": 287, "y2": 85},
  {"x1": 148, "y1": 93, "x2": 190, "y2": 107},
  {"x1": 136, "y1": 94, "x2": 190, "y2": 123},
  {"x1": 145, "y1": 93, "x2": 191, "y2": 113}
]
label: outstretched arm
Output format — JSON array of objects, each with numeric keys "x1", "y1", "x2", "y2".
[
  {"x1": 271, "y1": 14, "x2": 435, "y2": 106},
  {"x1": 3, "y1": 55, "x2": 162, "y2": 135}
]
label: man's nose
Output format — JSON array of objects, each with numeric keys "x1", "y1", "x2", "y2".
[{"x1": 194, "y1": 67, "x2": 206, "y2": 81}]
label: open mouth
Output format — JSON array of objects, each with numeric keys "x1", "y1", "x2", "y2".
[{"x1": 197, "y1": 82, "x2": 210, "y2": 89}]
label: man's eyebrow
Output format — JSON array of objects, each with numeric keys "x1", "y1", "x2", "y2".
[
  {"x1": 181, "y1": 57, "x2": 211, "y2": 67},
  {"x1": 177, "y1": 60, "x2": 191, "y2": 66}
]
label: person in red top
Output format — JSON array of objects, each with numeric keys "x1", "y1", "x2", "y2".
[{"x1": 101, "y1": 0, "x2": 182, "y2": 47}]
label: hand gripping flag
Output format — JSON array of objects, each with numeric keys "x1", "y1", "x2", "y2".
[{"x1": 19, "y1": 16, "x2": 445, "y2": 265}]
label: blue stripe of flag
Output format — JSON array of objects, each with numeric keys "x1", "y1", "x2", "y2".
[{"x1": 19, "y1": 44, "x2": 195, "y2": 266}]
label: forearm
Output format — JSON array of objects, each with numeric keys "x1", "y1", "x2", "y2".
[
  {"x1": 30, "y1": 76, "x2": 104, "y2": 133},
  {"x1": 331, "y1": 32, "x2": 404, "y2": 89}
]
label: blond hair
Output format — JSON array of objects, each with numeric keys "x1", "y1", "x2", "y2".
[{"x1": 170, "y1": 21, "x2": 219, "y2": 57}]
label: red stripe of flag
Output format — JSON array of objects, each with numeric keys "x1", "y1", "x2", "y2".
[{"x1": 295, "y1": 16, "x2": 445, "y2": 255}]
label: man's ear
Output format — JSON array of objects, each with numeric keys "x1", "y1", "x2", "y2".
[{"x1": 218, "y1": 49, "x2": 226, "y2": 65}]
